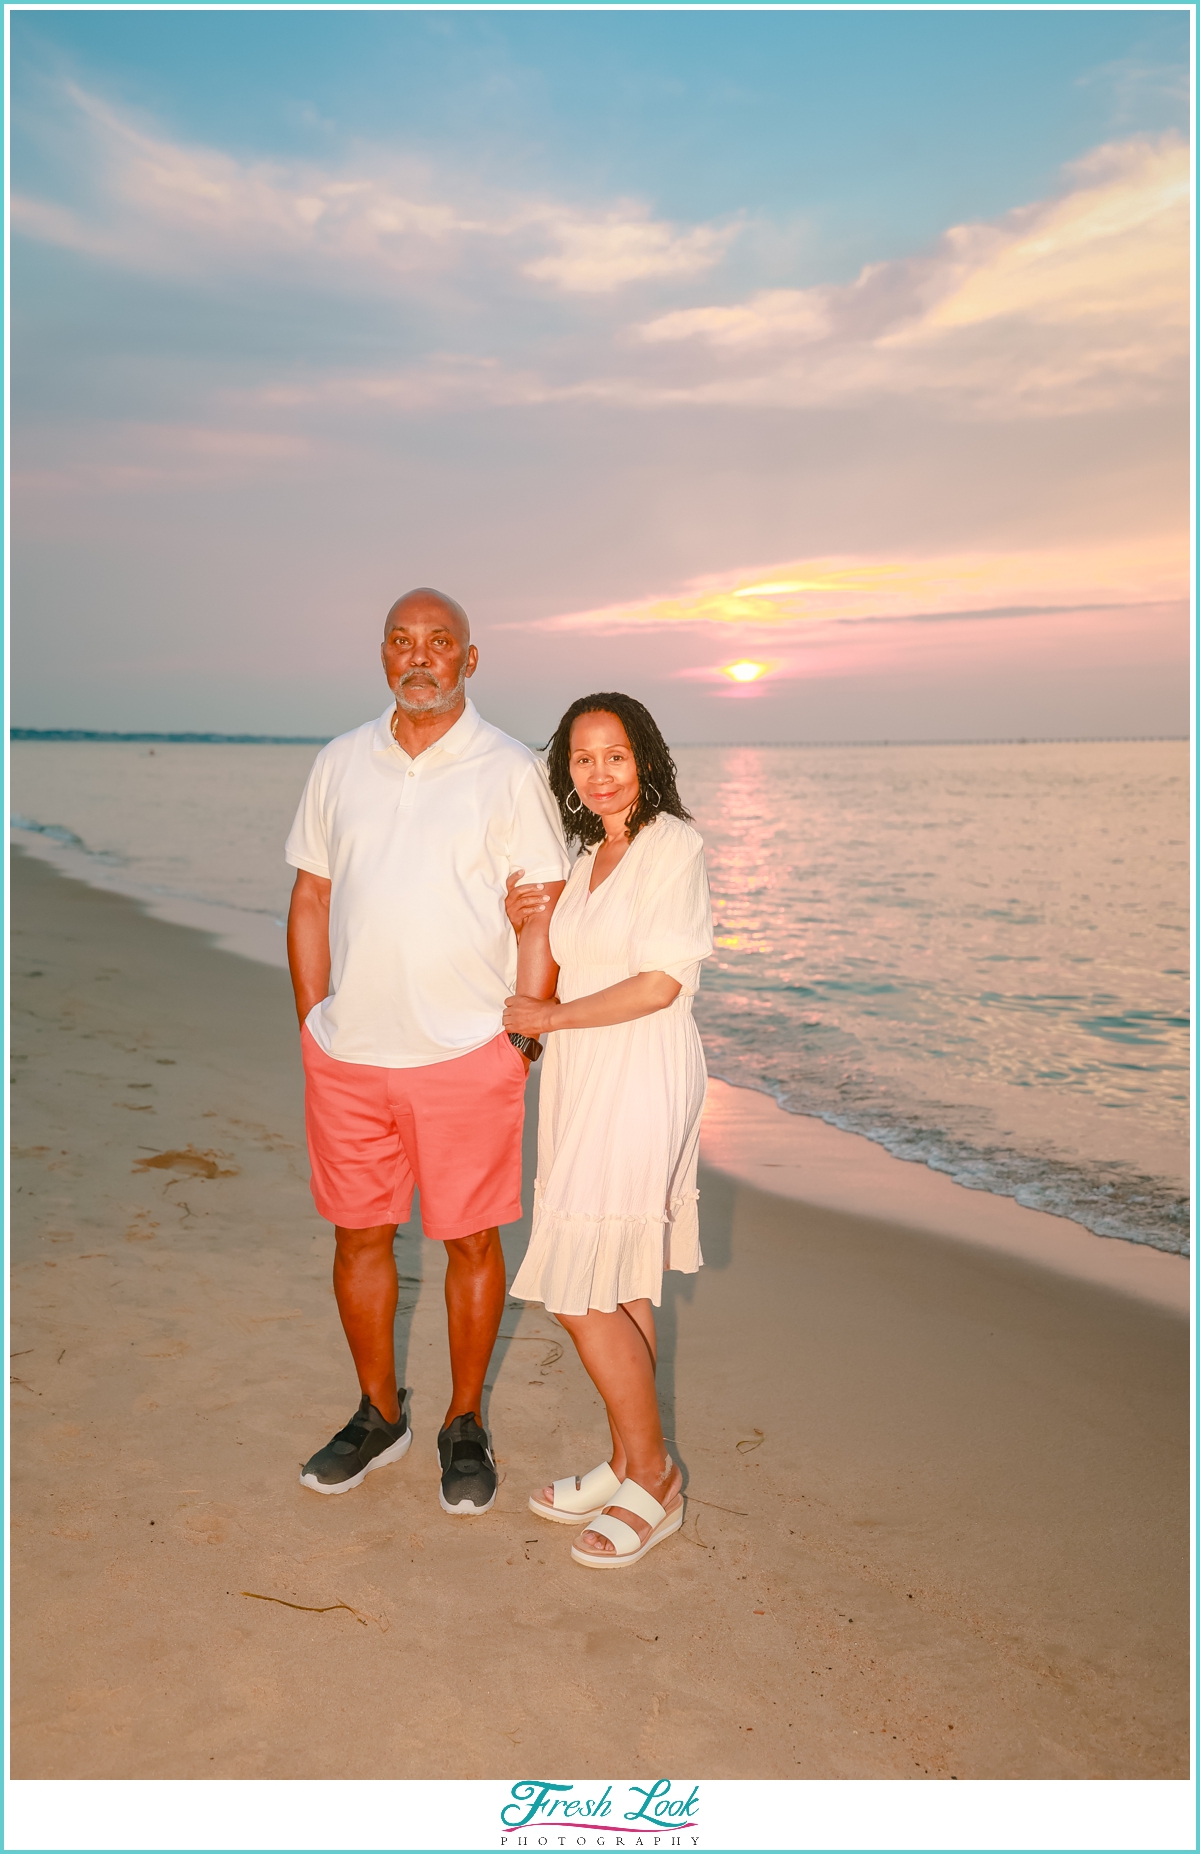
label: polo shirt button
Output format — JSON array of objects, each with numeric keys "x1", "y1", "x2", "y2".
[{"x1": 408, "y1": 770, "x2": 416, "y2": 778}]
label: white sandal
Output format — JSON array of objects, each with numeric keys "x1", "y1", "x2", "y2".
[
  {"x1": 570, "y1": 1475, "x2": 684, "y2": 1569},
  {"x1": 528, "y1": 1461, "x2": 622, "y2": 1526}
]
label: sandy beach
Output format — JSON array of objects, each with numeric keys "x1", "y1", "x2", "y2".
[{"x1": 9, "y1": 847, "x2": 1191, "y2": 1780}]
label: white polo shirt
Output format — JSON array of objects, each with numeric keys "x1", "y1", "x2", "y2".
[{"x1": 285, "y1": 700, "x2": 570, "y2": 1068}]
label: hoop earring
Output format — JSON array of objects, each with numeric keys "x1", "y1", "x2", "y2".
[
  {"x1": 566, "y1": 790, "x2": 584, "y2": 815},
  {"x1": 645, "y1": 783, "x2": 662, "y2": 809}
]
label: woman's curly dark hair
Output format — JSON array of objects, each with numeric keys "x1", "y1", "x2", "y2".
[{"x1": 545, "y1": 692, "x2": 692, "y2": 848}]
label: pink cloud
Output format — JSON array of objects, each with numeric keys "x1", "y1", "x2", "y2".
[{"x1": 518, "y1": 537, "x2": 1189, "y2": 638}]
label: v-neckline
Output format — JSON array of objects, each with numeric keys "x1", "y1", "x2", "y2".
[
  {"x1": 585, "y1": 817, "x2": 655, "y2": 898},
  {"x1": 587, "y1": 845, "x2": 621, "y2": 899},
  {"x1": 586, "y1": 835, "x2": 633, "y2": 898}
]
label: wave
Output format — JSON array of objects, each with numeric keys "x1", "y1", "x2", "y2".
[
  {"x1": 704, "y1": 1057, "x2": 1190, "y2": 1257},
  {"x1": 10, "y1": 814, "x2": 288, "y2": 928}
]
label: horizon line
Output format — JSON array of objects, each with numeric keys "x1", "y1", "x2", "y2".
[{"x1": 10, "y1": 728, "x2": 1190, "y2": 749}]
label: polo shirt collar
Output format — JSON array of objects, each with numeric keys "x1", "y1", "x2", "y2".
[
  {"x1": 437, "y1": 699, "x2": 482, "y2": 756},
  {"x1": 374, "y1": 697, "x2": 482, "y2": 759}
]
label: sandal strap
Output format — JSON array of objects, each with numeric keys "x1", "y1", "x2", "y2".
[
  {"x1": 585, "y1": 1512, "x2": 643, "y2": 1556},
  {"x1": 577, "y1": 1462, "x2": 622, "y2": 1504},
  {"x1": 550, "y1": 1461, "x2": 621, "y2": 1513},
  {"x1": 549, "y1": 1476, "x2": 590, "y2": 1512},
  {"x1": 612, "y1": 1477, "x2": 668, "y2": 1527}
]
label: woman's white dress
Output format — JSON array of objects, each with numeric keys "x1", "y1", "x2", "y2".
[{"x1": 511, "y1": 813, "x2": 714, "y2": 1316}]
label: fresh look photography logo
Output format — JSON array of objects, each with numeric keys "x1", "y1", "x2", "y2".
[{"x1": 499, "y1": 1780, "x2": 701, "y2": 1847}]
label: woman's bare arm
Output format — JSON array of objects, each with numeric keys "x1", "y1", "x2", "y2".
[{"x1": 503, "y1": 970, "x2": 680, "y2": 1038}]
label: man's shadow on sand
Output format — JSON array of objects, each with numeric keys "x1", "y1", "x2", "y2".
[
  {"x1": 386, "y1": 1068, "x2": 549, "y2": 1426},
  {"x1": 388, "y1": 1068, "x2": 739, "y2": 1490}
]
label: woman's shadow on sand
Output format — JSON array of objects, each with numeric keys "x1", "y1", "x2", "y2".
[
  {"x1": 388, "y1": 1069, "x2": 738, "y2": 1493},
  {"x1": 655, "y1": 1163, "x2": 736, "y2": 1479}
]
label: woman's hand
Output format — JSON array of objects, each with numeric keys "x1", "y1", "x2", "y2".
[
  {"x1": 504, "y1": 870, "x2": 552, "y2": 937},
  {"x1": 503, "y1": 992, "x2": 557, "y2": 1037}
]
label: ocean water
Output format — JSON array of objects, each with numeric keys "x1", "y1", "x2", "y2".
[
  {"x1": 677, "y1": 741, "x2": 1189, "y2": 1258},
  {"x1": 10, "y1": 737, "x2": 1190, "y2": 1256}
]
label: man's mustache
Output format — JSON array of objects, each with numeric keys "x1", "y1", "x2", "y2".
[{"x1": 400, "y1": 671, "x2": 440, "y2": 688}]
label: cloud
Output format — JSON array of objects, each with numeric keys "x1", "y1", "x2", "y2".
[
  {"x1": 12, "y1": 421, "x2": 315, "y2": 495},
  {"x1": 627, "y1": 135, "x2": 1189, "y2": 415},
  {"x1": 639, "y1": 287, "x2": 832, "y2": 348},
  {"x1": 518, "y1": 535, "x2": 1189, "y2": 636},
  {"x1": 11, "y1": 83, "x2": 734, "y2": 296},
  {"x1": 247, "y1": 356, "x2": 550, "y2": 414},
  {"x1": 524, "y1": 208, "x2": 736, "y2": 292},
  {"x1": 1077, "y1": 56, "x2": 1191, "y2": 125},
  {"x1": 223, "y1": 131, "x2": 1189, "y2": 425},
  {"x1": 915, "y1": 137, "x2": 1188, "y2": 332},
  {"x1": 13, "y1": 84, "x2": 1189, "y2": 461}
]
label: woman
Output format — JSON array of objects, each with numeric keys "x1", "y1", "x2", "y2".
[{"x1": 503, "y1": 693, "x2": 713, "y2": 1569}]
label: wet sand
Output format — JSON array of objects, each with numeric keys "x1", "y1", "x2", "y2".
[{"x1": 9, "y1": 848, "x2": 1191, "y2": 1779}]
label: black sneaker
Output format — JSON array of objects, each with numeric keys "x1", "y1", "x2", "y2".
[
  {"x1": 437, "y1": 1411, "x2": 497, "y2": 1515},
  {"x1": 299, "y1": 1391, "x2": 412, "y2": 1495}
]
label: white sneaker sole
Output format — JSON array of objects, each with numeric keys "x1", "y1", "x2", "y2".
[
  {"x1": 299, "y1": 1425, "x2": 412, "y2": 1495},
  {"x1": 439, "y1": 1480, "x2": 497, "y2": 1516}
]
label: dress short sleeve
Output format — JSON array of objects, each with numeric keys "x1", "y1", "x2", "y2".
[
  {"x1": 630, "y1": 819, "x2": 714, "y2": 996},
  {"x1": 285, "y1": 748, "x2": 332, "y2": 879}
]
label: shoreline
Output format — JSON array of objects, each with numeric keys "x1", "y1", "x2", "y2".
[
  {"x1": 702, "y1": 1079, "x2": 1190, "y2": 1316},
  {"x1": 8, "y1": 847, "x2": 1191, "y2": 1780},
  {"x1": 10, "y1": 824, "x2": 1188, "y2": 1284},
  {"x1": 10, "y1": 822, "x2": 293, "y2": 969}
]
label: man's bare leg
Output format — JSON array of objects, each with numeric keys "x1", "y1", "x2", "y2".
[
  {"x1": 332, "y1": 1223, "x2": 401, "y2": 1424},
  {"x1": 443, "y1": 1226, "x2": 507, "y2": 1424},
  {"x1": 332, "y1": 1223, "x2": 505, "y2": 1430}
]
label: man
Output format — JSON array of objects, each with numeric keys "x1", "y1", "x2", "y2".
[{"x1": 285, "y1": 588, "x2": 567, "y2": 1514}]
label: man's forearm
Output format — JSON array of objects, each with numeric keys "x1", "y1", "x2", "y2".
[
  {"x1": 287, "y1": 887, "x2": 332, "y2": 1028},
  {"x1": 514, "y1": 917, "x2": 559, "y2": 1005},
  {"x1": 513, "y1": 879, "x2": 565, "y2": 1007}
]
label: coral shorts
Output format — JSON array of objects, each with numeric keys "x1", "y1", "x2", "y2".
[{"x1": 301, "y1": 1027, "x2": 527, "y2": 1238}]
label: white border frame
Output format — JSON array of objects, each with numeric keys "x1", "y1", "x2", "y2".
[{"x1": 3, "y1": 6, "x2": 1195, "y2": 1851}]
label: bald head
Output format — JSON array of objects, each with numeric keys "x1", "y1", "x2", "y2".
[
  {"x1": 383, "y1": 587, "x2": 470, "y2": 643},
  {"x1": 380, "y1": 586, "x2": 478, "y2": 731}
]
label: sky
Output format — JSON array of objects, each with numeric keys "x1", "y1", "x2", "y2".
[{"x1": 9, "y1": 6, "x2": 1192, "y2": 742}]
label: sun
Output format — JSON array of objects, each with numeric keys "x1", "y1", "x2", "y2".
[{"x1": 723, "y1": 660, "x2": 768, "y2": 682}]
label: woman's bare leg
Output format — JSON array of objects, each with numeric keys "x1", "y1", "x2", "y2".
[
  {"x1": 605, "y1": 1300, "x2": 655, "y2": 1479},
  {"x1": 540, "y1": 1300, "x2": 656, "y2": 1497},
  {"x1": 549, "y1": 1301, "x2": 681, "y2": 1553}
]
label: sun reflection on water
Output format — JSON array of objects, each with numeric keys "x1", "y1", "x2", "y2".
[{"x1": 677, "y1": 740, "x2": 1189, "y2": 1255}]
